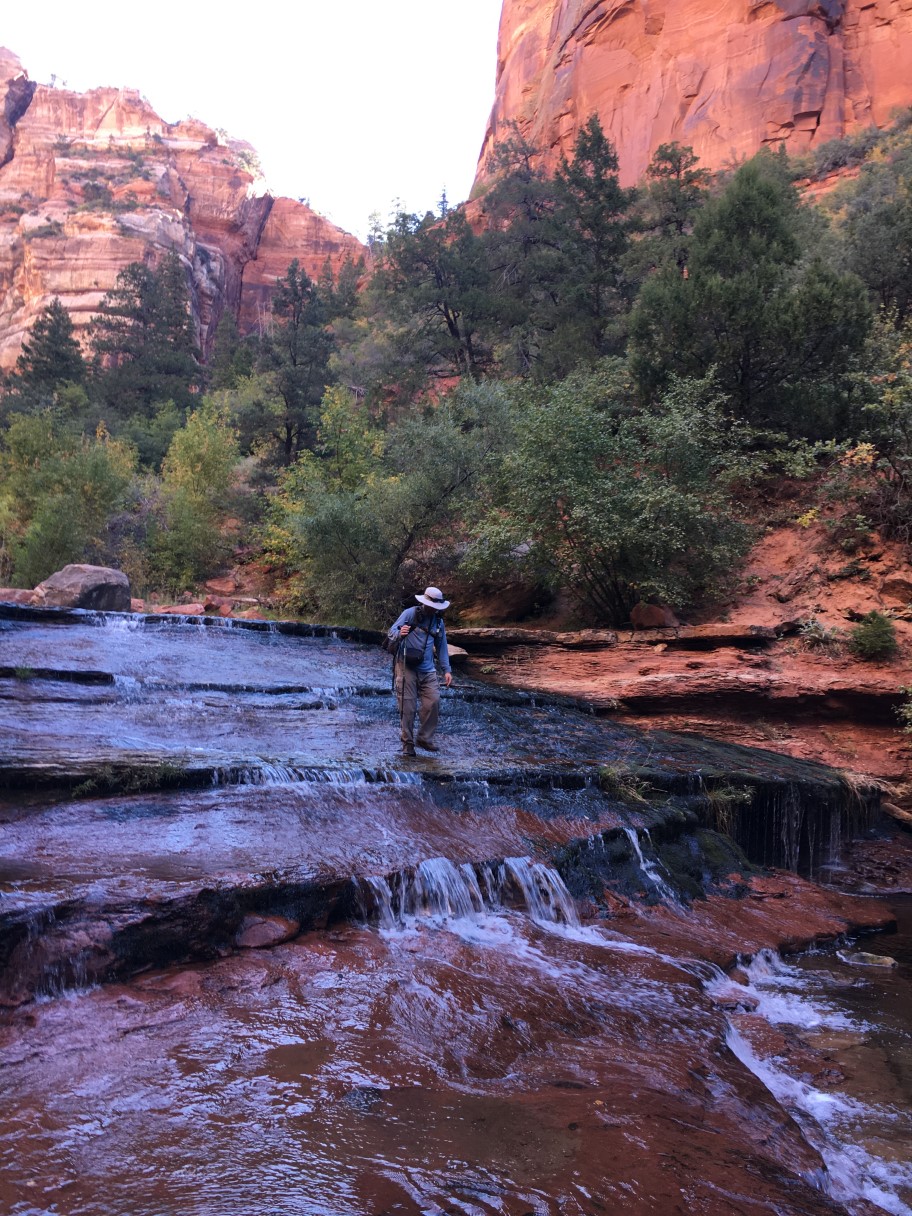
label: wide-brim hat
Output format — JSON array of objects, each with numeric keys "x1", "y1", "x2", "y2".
[{"x1": 415, "y1": 586, "x2": 450, "y2": 611}]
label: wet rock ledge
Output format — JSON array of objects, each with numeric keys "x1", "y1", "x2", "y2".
[{"x1": 0, "y1": 605, "x2": 891, "y2": 1005}]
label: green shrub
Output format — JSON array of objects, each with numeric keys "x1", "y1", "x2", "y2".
[
  {"x1": 0, "y1": 413, "x2": 136, "y2": 587},
  {"x1": 469, "y1": 368, "x2": 750, "y2": 624},
  {"x1": 23, "y1": 221, "x2": 64, "y2": 241},
  {"x1": 148, "y1": 403, "x2": 240, "y2": 591},
  {"x1": 848, "y1": 611, "x2": 898, "y2": 661}
]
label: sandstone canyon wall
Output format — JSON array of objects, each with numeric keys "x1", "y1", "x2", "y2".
[
  {"x1": 476, "y1": 0, "x2": 912, "y2": 187},
  {"x1": 0, "y1": 49, "x2": 364, "y2": 370}
]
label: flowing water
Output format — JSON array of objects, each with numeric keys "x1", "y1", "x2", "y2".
[
  {"x1": 0, "y1": 608, "x2": 909, "y2": 1215},
  {"x1": 710, "y1": 896, "x2": 912, "y2": 1215}
]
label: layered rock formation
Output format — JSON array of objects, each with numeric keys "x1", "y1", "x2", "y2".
[
  {"x1": 476, "y1": 0, "x2": 912, "y2": 187},
  {"x1": 0, "y1": 49, "x2": 364, "y2": 368}
]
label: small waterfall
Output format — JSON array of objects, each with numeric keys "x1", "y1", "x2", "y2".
[
  {"x1": 702, "y1": 776, "x2": 881, "y2": 877},
  {"x1": 361, "y1": 855, "x2": 578, "y2": 930},
  {"x1": 622, "y1": 827, "x2": 680, "y2": 906},
  {"x1": 90, "y1": 611, "x2": 144, "y2": 632},
  {"x1": 498, "y1": 857, "x2": 580, "y2": 926},
  {"x1": 212, "y1": 764, "x2": 423, "y2": 787},
  {"x1": 413, "y1": 858, "x2": 486, "y2": 920}
]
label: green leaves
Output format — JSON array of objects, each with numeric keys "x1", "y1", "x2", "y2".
[
  {"x1": 631, "y1": 153, "x2": 872, "y2": 433},
  {"x1": 469, "y1": 368, "x2": 749, "y2": 623},
  {"x1": 14, "y1": 298, "x2": 86, "y2": 393},
  {"x1": 266, "y1": 381, "x2": 514, "y2": 622},
  {"x1": 0, "y1": 412, "x2": 136, "y2": 586}
]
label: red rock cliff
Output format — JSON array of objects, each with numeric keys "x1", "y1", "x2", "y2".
[
  {"x1": 0, "y1": 49, "x2": 364, "y2": 369},
  {"x1": 476, "y1": 0, "x2": 912, "y2": 187}
]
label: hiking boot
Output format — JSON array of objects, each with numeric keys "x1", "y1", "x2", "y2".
[
  {"x1": 416, "y1": 739, "x2": 439, "y2": 753},
  {"x1": 400, "y1": 742, "x2": 416, "y2": 757}
]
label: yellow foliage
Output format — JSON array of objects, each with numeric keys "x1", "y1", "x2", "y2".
[{"x1": 839, "y1": 443, "x2": 877, "y2": 467}]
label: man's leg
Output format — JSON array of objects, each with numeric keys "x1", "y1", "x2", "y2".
[
  {"x1": 415, "y1": 670, "x2": 440, "y2": 747},
  {"x1": 397, "y1": 662, "x2": 419, "y2": 749}
]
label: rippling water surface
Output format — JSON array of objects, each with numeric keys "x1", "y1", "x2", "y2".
[{"x1": 0, "y1": 611, "x2": 909, "y2": 1215}]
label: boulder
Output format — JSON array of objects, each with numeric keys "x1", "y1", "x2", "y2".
[
  {"x1": 205, "y1": 576, "x2": 238, "y2": 596},
  {"x1": 836, "y1": 949, "x2": 898, "y2": 968},
  {"x1": 35, "y1": 564, "x2": 130, "y2": 612},
  {"x1": 880, "y1": 575, "x2": 912, "y2": 604},
  {"x1": 630, "y1": 602, "x2": 680, "y2": 630},
  {"x1": 235, "y1": 915, "x2": 300, "y2": 949}
]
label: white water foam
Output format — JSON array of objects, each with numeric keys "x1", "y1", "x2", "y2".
[
  {"x1": 726, "y1": 1024, "x2": 912, "y2": 1215},
  {"x1": 701, "y1": 950, "x2": 911, "y2": 1215},
  {"x1": 730, "y1": 949, "x2": 863, "y2": 1031},
  {"x1": 89, "y1": 611, "x2": 144, "y2": 631},
  {"x1": 111, "y1": 674, "x2": 143, "y2": 703}
]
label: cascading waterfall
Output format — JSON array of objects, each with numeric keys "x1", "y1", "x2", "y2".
[
  {"x1": 212, "y1": 763, "x2": 424, "y2": 787},
  {"x1": 622, "y1": 827, "x2": 681, "y2": 905},
  {"x1": 362, "y1": 855, "x2": 579, "y2": 930}
]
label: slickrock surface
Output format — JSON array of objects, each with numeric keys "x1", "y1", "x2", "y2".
[
  {"x1": 461, "y1": 522, "x2": 912, "y2": 788},
  {"x1": 476, "y1": 0, "x2": 912, "y2": 188},
  {"x1": 0, "y1": 49, "x2": 364, "y2": 367}
]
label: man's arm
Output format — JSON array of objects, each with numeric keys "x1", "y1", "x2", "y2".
[{"x1": 388, "y1": 607, "x2": 414, "y2": 645}]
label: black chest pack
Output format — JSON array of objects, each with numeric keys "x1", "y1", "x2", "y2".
[{"x1": 383, "y1": 613, "x2": 442, "y2": 668}]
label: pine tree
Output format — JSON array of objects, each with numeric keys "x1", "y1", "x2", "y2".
[
  {"x1": 640, "y1": 142, "x2": 711, "y2": 273},
  {"x1": 209, "y1": 312, "x2": 254, "y2": 390},
  {"x1": 89, "y1": 252, "x2": 201, "y2": 416},
  {"x1": 256, "y1": 260, "x2": 335, "y2": 463},
  {"x1": 15, "y1": 298, "x2": 86, "y2": 393},
  {"x1": 552, "y1": 115, "x2": 635, "y2": 363},
  {"x1": 630, "y1": 152, "x2": 872, "y2": 433}
]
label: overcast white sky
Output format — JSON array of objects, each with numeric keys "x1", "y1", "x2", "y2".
[{"x1": 3, "y1": 1, "x2": 503, "y2": 239}]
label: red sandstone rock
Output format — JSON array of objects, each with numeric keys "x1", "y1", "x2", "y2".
[
  {"x1": 238, "y1": 197, "x2": 364, "y2": 335},
  {"x1": 880, "y1": 575, "x2": 912, "y2": 603},
  {"x1": 205, "y1": 576, "x2": 238, "y2": 596},
  {"x1": 630, "y1": 602, "x2": 680, "y2": 629},
  {"x1": 153, "y1": 603, "x2": 205, "y2": 616},
  {"x1": 475, "y1": 0, "x2": 912, "y2": 191},
  {"x1": 235, "y1": 915, "x2": 300, "y2": 949},
  {"x1": 0, "y1": 51, "x2": 364, "y2": 369},
  {"x1": 0, "y1": 587, "x2": 38, "y2": 604}
]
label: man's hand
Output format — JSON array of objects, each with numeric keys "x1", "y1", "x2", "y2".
[
  {"x1": 444, "y1": 672, "x2": 453, "y2": 688},
  {"x1": 399, "y1": 625, "x2": 410, "y2": 636}
]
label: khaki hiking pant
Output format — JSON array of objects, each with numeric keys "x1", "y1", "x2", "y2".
[{"x1": 394, "y1": 661, "x2": 440, "y2": 747}]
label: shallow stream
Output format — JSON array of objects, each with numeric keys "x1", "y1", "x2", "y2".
[{"x1": 0, "y1": 609, "x2": 909, "y2": 1215}]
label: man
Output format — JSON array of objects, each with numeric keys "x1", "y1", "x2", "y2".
[{"x1": 387, "y1": 586, "x2": 453, "y2": 756}]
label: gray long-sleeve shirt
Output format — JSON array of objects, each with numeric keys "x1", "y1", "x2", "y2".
[{"x1": 388, "y1": 607, "x2": 451, "y2": 675}]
